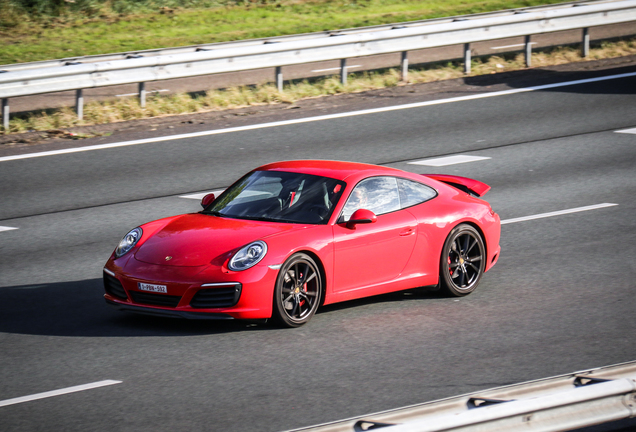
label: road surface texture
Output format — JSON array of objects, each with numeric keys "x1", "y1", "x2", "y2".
[{"x1": 0, "y1": 57, "x2": 635, "y2": 431}]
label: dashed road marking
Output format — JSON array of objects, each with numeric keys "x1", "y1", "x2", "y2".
[
  {"x1": 408, "y1": 155, "x2": 491, "y2": 166},
  {"x1": 0, "y1": 380, "x2": 122, "y2": 408},
  {"x1": 615, "y1": 127, "x2": 636, "y2": 134},
  {"x1": 1, "y1": 71, "x2": 634, "y2": 163},
  {"x1": 179, "y1": 189, "x2": 225, "y2": 200},
  {"x1": 501, "y1": 203, "x2": 618, "y2": 225},
  {"x1": 0, "y1": 226, "x2": 18, "y2": 232}
]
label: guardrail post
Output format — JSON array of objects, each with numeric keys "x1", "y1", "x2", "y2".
[
  {"x1": 525, "y1": 35, "x2": 532, "y2": 67},
  {"x1": 2, "y1": 98, "x2": 8, "y2": 131},
  {"x1": 75, "y1": 89, "x2": 84, "y2": 120},
  {"x1": 138, "y1": 82, "x2": 146, "y2": 108},
  {"x1": 582, "y1": 27, "x2": 590, "y2": 58},
  {"x1": 340, "y1": 59, "x2": 347, "y2": 85},
  {"x1": 401, "y1": 51, "x2": 408, "y2": 81},
  {"x1": 276, "y1": 66, "x2": 283, "y2": 92},
  {"x1": 464, "y1": 43, "x2": 471, "y2": 74}
]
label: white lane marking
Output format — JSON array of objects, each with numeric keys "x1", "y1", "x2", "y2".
[
  {"x1": 615, "y1": 127, "x2": 636, "y2": 134},
  {"x1": 179, "y1": 189, "x2": 225, "y2": 200},
  {"x1": 408, "y1": 155, "x2": 491, "y2": 166},
  {"x1": 0, "y1": 226, "x2": 18, "y2": 232},
  {"x1": 311, "y1": 65, "x2": 361, "y2": 73},
  {"x1": 0, "y1": 380, "x2": 122, "y2": 408},
  {"x1": 501, "y1": 203, "x2": 618, "y2": 225},
  {"x1": 491, "y1": 42, "x2": 537, "y2": 50},
  {"x1": 2, "y1": 71, "x2": 635, "y2": 163},
  {"x1": 115, "y1": 89, "x2": 169, "y2": 97}
]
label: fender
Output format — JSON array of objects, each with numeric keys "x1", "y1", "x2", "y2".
[{"x1": 423, "y1": 174, "x2": 491, "y2": 197}]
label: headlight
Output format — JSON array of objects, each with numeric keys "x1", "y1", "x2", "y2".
[
  {"x1": 229, "y1": 241, "x2": 267, "y2": 271},
  {"x1": 115, "y1": 227, "x2": 143, "y2": 258}
]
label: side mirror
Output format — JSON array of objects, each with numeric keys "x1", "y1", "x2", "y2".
[
  {"x1": 201, "y1": 193, "x2": 215, "y2": 208},
  {"x1": 346, "y1": 209, "x2": 377, "y2": 229}
]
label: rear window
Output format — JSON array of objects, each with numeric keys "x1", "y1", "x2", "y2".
[{"x1": 397, "y1": 178, "x2": 437, "y2": 208}]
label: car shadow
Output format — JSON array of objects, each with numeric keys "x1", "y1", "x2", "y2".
[
  {"x1": 461, "y1": 61, "x2": 636, "y2": 95},
  {"x1": 0, "y1": 279, "x2": 443, "y2": 337},
  {"x1": 317, "y1": 286, "x2": 443, "y2": 315},
  {"x1": 0, "y1": 279, "x2": 271, "y2": 337}
]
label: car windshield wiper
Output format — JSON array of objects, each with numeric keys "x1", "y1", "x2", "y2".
[{"x1": 202, "y1": 210, "x2": 225, "y2": 217}]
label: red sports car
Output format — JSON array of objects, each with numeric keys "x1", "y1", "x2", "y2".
[{"x1": 103, "y1": 160, "x2": 500, "y2": 327}]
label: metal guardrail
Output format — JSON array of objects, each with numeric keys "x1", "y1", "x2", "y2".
[
  {"x1": 0, "y1": 0, "x2": 615, "y2": 74},
  {"x1": 1, "y1": 0, "x2": 636, "y2": 130},
  {"x1": 286, "y1": 361, "x2": 636, "y2": 432}
]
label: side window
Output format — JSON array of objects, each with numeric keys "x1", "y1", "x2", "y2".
[
  {"x1": 341, "y1": 177, "x2": 400, "y2": 221},
  {"x1": 397, "y1": 178, "x2": 437, "y2": 208}
]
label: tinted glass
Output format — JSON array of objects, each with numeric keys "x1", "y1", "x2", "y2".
[
  {"x1": 397, "y1": 178, "x2": 437, "y2": 208},
  {"x1": 204, "y1": 170, "x2": 345, "y2": 224},
  {"x1": 341, "y1": 176, "x2": 400, "y2": 221}
]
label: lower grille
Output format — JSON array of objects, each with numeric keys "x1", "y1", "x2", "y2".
[
  {"x1": 104, "y1": 273, "x2": 128, "y2": 300},
  {"x1": 129, "y1": 291, "x2": 181, "y2": 308},
  {"x1": 190, "y1": 283, "x2": 241, "y2": 309}
]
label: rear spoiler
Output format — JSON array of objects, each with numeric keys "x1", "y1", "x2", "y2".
[{"x1": 422, "y1": 174, "x2": 491, "y2": 197}]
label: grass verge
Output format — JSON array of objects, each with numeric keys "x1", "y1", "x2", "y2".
[
  {"x1": 2, "y1": 0, "x2": 568, "y2": 65},
  {"x1": 3, "y1": 37, "x2": 636, "y2": 135}
]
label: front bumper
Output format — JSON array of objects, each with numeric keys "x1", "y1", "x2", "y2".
[
  {"x1": 103, "y1": 257, "x2": 278, "y2": 320},
  {"x1": 105, "y1": 299, "x2": 235, "y2": 320}
]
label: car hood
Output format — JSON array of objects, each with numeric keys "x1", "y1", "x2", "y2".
[{"x1": 134, "y1": 213, "x2": 297, "y2": 267}]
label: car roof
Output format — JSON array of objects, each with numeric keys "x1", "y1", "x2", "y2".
[{"x1": 257, "y1": 160, "x2": 404, "y2": 182}]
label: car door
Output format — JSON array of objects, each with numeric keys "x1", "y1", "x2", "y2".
[{"x1": 332, "y1": 176, "x2": 418, "y2": 294}]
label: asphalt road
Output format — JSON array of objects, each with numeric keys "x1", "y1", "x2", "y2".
[{"x1": 0, "y1": 67, "x2": 635, "y2": 431}]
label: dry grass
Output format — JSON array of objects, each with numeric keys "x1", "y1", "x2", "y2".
[{"x1": 4, "y1": 38, "x2": 636, "y2": 134}]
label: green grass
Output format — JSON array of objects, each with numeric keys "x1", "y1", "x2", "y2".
[
  {"x1": 4, "y1": 37, "x2": 636, "y2": 134},
  {"x1": 1, "y1": 0, "x2": 570, "y2": 64}
]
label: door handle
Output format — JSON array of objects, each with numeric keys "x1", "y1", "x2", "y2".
[{"x1": 399, "y1": 228, "x2": 415, "y2": 236}]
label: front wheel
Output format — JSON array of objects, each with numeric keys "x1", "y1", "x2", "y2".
[
  {"x1": 439, "y1": 224, "x2": 485, "y2": 297},
  {"x1": 272, "y1": 253, "x2": 323, "y2": 327}
]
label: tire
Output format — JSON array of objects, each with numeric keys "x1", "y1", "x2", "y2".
[
  {"x1": 439, "y1": 224, "x2": 485, "y2": 297},
  {"x1": 272, "y1": 253, "x2": 323, "y2": 327}
]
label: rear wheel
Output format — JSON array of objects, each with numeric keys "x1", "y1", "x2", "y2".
[
  {"x1": 439, "y1": 224, "x2": 485, "y2": 297},
  {"x1": 272, "y1": 253, "x2": 323, "y2": 327}
]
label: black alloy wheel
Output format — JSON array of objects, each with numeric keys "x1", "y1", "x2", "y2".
[
  {"x1": 273, "y1": 253, "x2": 323, "y2": 327},
  {"x1": 439, "y1": 224, "x2": 485, "y2": 297}
]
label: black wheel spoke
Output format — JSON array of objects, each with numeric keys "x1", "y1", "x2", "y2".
[
  {"x1": 458, "y1": 269, "x2": 466, "y2": 287},
  {"x1": 304, "y1": 271, "x2": 316, "y2": 284},
  {"x1": 466, "y1": 238, "x2": 478, "y2": 254},
  {"x1": 290, "y1": 298, "x2": 299, "y2": 317},
  {"x1": 293, "y1": 264, "x2": 300, "y2": 285},
  {"x1": 467, "y1": 262, "x2": 480, "y2": 272}
]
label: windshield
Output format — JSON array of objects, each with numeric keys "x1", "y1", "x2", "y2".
[{"x1": 203, "y1": 170, "x2": 346, "y2": 224}]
